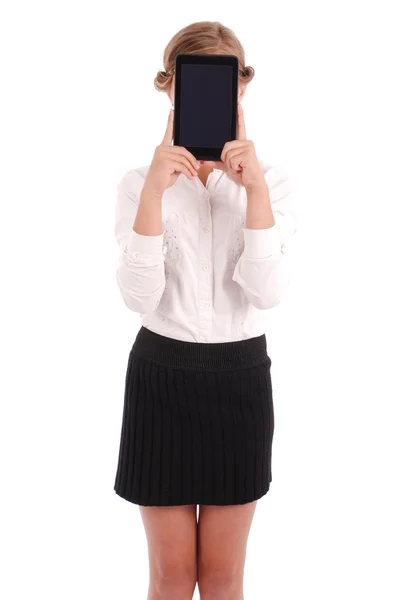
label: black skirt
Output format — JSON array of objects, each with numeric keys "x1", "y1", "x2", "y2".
[{"x1": 114, "y1": 326, "x2": 275, "y2": 506}]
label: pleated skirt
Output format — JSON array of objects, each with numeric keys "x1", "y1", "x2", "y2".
[{"x1": 114, "y1": 326, "x2": 275, "y2": 506}]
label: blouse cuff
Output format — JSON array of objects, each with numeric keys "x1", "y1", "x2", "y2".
[
  {"x1": 242, "y1": 225, "x2": 282, "y2": 259},
  {"x1": 126, "y1": 229, "x2": 165, "y2": 255}
]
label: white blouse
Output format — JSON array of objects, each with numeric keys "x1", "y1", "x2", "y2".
[{"x1": 114, "y1": 159, "x2": 297, "y2": 343}]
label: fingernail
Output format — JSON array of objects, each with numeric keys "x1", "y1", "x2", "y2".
[{"x1": 196, "y1": 163, "x2": 201, "y2": 169}]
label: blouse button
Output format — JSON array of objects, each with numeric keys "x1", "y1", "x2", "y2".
[{"x1": 203, "y1": 226, "x2": 210, "y2": 233}]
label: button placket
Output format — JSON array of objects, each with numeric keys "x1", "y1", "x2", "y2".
[{"x1": 198, "y1": 190, "x2": 213, "y2": 339}]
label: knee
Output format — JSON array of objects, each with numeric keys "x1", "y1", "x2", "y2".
[
  {"x1": 198, "y1": 563, "x2": 243, "y2": 600},
  {"x1": 151, "y1": 561, "x2": 197, "y2": 600}
]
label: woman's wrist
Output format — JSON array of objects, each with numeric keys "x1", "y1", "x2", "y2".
[
  {"x1": 245, "y1": 181, "x2": 275, "y2": 229},
  {"x1": 133, "y1": 186, "x2": 164, "y2": 236},
  {"x1": 141, "y1": 182, "x2": 165, "y2": 202}
]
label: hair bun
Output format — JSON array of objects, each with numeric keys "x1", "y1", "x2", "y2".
[{"x1": 154, "y1": 69, "x2": 174, "y2": 92}]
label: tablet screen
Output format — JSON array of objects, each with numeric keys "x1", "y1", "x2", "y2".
[{"x1": 179, "y1": 64, "x2": 233, "y2": 148}]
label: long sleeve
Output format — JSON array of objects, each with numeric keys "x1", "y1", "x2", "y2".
[
  {"x1": 114, "y1": 169, "x2": 166, "y2": 314},
  {"x1": 232, "y1": 165, "x2": 297, "y2": 310}
]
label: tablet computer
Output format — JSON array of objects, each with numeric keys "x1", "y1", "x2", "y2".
[{"x1": 173, "y1": 53, "x2": 239, "y2": 160}]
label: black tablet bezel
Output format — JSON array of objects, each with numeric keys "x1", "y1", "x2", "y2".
[{"x1": 173, "y1": 53, "x2": 239, "y2": 160}]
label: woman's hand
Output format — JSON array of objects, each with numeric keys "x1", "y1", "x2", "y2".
[
  {"x1": 143, "y1": 109, "x2": 200, "y2": 196},
  {"x1": 207, "y1": 103, "x2": 266, "y2": 190}
]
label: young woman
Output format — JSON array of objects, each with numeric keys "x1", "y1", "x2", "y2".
[{"x1": 113, "y1": 21, "x2": 296, "y2": 600}]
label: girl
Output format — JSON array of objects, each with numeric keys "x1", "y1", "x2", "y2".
[{"x1": 113, "y1": 20, "x2": 296, "y2": 600}]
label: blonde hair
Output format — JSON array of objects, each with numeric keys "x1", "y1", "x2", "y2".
[{"x1": 154, "y1": 21, "x2": 255, "y2": 92}]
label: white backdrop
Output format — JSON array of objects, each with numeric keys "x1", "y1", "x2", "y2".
[{"x1": 1, "y1": 1, "x2": 400, "y2": 598}]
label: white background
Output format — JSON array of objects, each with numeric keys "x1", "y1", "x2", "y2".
[{"x1": 1, "y1": 0, "x2": 400, "y2": 598}]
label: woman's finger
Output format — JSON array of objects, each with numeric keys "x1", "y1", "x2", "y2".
[
  {"x1": 169, "y1": 160, "x2": 196, "y2": 180},
  {"x1": 166, "y1": 154, "x2": 198, "y2": 177},
  {"x1": 225, "y1": 147, "x2": 246, "y2": 171},
  {"x1": 169, "y1": 145, "x2": 200, "y2": 171},
  {"x1": 237, "y1": 103, "x2": 247, "y2": 140},
  {"x1": 220, "y1": 140, "x2": 245, "y2": 164},
  {"x1": 161, "y1": 109, "x2": 174, "y2": 145}
]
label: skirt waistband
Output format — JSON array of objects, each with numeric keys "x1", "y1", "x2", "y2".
[{"x1": 131, "y1": 326, "x2": 270, "y2": 371}]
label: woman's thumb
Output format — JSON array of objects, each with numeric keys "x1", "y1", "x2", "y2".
[{"x1": 161, "y1": 109, "x2": 174, "y2": 145}]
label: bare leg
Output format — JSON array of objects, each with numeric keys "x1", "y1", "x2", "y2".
[
  {"x1": 197, "y1": 501, "x2": 258, "y2": 600},
  {"x1": 140, "y1": 504, "x2": 198, "y2": 600}
]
